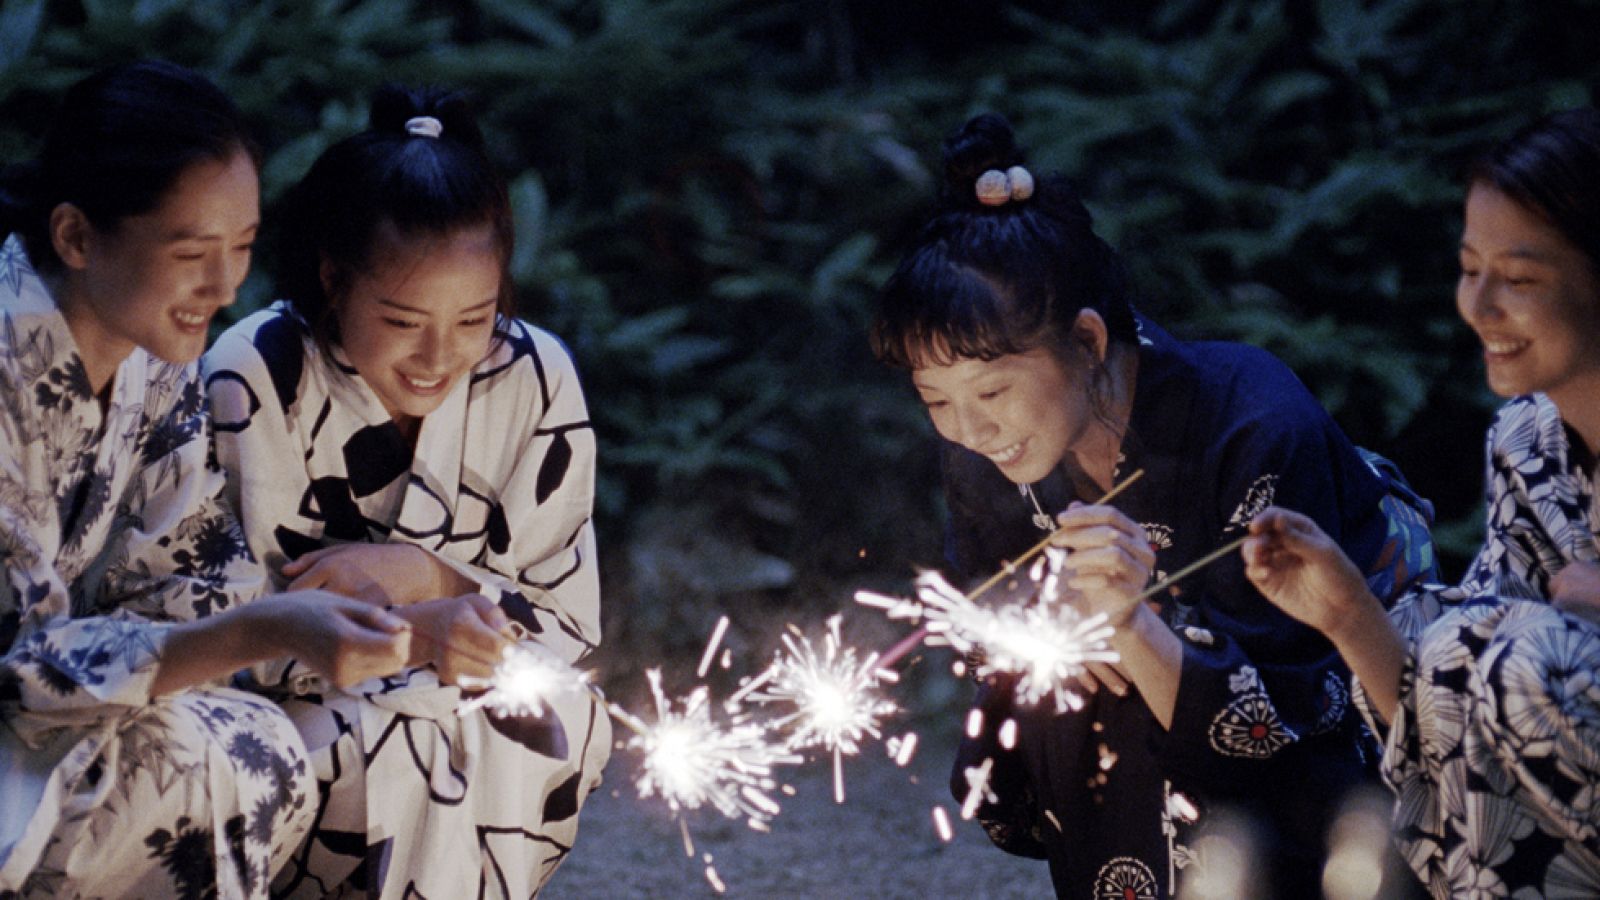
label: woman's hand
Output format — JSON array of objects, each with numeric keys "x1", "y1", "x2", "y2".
[
  {"x1": 258, "y1": 591, "x2": 414, "y2": 688},
  {"x1": 389, "y1": 594, "x2": 516, "y2": 685},
  {"x1": 284, "y1": 543, "x2": 475, "y2": 607},
  {"x1": 1551, "y1": 561, "x2": 1600, "y2": 626},
  {"x1": 1050, "y1": 503, "x2": 1157, "y2": 628},
  {"x1": 1241, "y1": 507, "x2": 1379, "y2": 639}
]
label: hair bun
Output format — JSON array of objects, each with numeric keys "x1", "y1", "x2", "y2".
[
  {"x1": 368, "y1": 83, "x2": 486, "y2": 151},
  {"x1": 941, "y1": 113, "x2": 1024, "y2": 207}
]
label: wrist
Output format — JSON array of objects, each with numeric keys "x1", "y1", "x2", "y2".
[{"x1": 1322, "y1": 588, "x2": 1388, "y2": 649}]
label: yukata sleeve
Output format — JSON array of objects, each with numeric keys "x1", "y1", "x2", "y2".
[
  {"x1": 431, "y1": 330, "x2": 601, "y2": 666},
  {"x1": 1154, "y1": 403, "x2": 1386, "y2": 788},
  {"x1": 1353, "y1": 397, "x2": 1553, "y2": 743},
  {"x1": 2, "y1": 362, "x2": 262, "y2": 743}
]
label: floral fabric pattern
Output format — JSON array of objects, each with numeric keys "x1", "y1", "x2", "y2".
[
  {"x1": 0, "y1": 235, "x2": 307, "y2": 898},
  {"x1": 1359, "y1": 394, "x2": 1600, "y2": 898},
  {"x1": 204, "y1": 304, "x2": 611, "y2": 900}
]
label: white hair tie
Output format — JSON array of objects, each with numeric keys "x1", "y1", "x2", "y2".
[
  {"x1": 974, "y1": 165, "x2": 1036, "y2": 206},
  {"x1": 405, "y1": 116, "x2": 443, "y2": 139}
]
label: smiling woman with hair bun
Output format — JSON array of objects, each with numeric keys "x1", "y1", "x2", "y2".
[{"x1": 873, "y1": 112, "x2": 1436, "y2": 897}]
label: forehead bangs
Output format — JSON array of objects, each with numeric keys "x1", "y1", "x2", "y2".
[{"x1": 873, "y1": 256, "x2": 1054, "y2": 370}]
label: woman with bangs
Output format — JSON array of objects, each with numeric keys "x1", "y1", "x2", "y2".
[
  {"x1": 202, "y1": 85, "x2": 610, "y2": 899},
  {"x1": 0, "y1": 61, "x2": 413, "y2": 899},
  {"x1": 1244, "y1": 108, "x2": 1600, "y2": 897},
  {"x1": 872, "y1": 113, "x2": 1434, "y2": 898}
]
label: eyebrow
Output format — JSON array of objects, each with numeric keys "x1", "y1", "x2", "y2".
[
  {"x1": 378, "y1": 297, "x2": 498, "y2": 315},
  {"x1": 163, "y1": 223, "x2": 259, "y2": 243},
  {"x1": 1460, "y1": 241, "x2": 1557, "y2": 264}
]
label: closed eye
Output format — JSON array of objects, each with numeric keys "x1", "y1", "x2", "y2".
[{"x1": 383, "y1": 318, "x2": 421, "y2": 330}]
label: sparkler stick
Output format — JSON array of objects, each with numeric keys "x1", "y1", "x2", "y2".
[
  {"x1": 875, "y1": 469, "x2": 1144, "y2": 668},
  {"x1": 1129, "y1": 534, "x2": 1250, "y2": 604}
]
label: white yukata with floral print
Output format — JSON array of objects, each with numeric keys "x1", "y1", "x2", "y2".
[
  {"x1": 0, "y1": 235, "x2": 315, "y2": 899},
  {"x1": 203, "y1": 302, "x2": 611, "y2": 900},
  {"x1": 1358, "y1": 394, "x2": 1600, "y2": 898}
]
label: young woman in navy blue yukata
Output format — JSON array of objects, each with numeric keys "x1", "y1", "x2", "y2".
[
  {"x1": 1245, "y1": 108, "x2": 1600, "y2": 898},
  {"x1": 202, "y1": 85, "x2": 611, "y2": 899},
  {"x1": 870, "y1": 113, "x2": 1435, "y2": 898},
  {"x1": 0, "y1": 61, "x2": 414, "y2": 898}
]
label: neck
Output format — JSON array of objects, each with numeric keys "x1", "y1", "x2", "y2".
[
  {"x1": 1548, "y1": 373, "x2": 1600, "y2": 462},
  {"x1": 1074, "y1": 344, "x2": 1139, "y2": 492},
  {"x1": 52, "y1": 274, "x2": 131, "y2": 397}
]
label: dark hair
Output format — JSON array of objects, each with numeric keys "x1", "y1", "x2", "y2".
[
  {"x1": 871, "y1": 113, "x2": 1138, "y2": 371},
  {"x1": 0, "y1": 59, "x2": 256, "y2": 271},
  {"x1": 275, "y1": 84, "x2": 516, "y2": 344},
  {"x1": 1468, "y1": 107, "x2": 1600, "y2": 277}
]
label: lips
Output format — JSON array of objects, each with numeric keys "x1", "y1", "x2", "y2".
[
  {"x1": 171, "y1": 308, "x2": 212, "y2": 334},
  {"x1": 398, "y1": 372, "x2": 448, "y2": 395},
  {"x1": 985, "y1": 439, "x2": 1026, "y2": 467}
]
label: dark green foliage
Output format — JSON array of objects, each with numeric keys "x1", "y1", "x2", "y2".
[{"x1": 4, "y1": 1, "x2": 1595, "y2": 665}]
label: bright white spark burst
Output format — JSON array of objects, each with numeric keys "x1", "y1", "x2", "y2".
[
  {"x1": 733, "y1": 615, "x2": 898, "y2": 803},
  {"x1": 615, "y1": 669, "x2": 799, "y2": 828},
  {"x1": 856, "y1": 548, "x2": 1119, "y2": 713},
  {"x1": 457, "y1": 642, "x2": 590, "y2": 718}
]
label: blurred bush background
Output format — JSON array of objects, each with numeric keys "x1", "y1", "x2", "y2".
[{"x1": 4, "y1": 0, "x2": 1597, "y2": 685}]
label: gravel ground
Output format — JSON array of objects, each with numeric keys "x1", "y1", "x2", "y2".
[{"x1": 547, "y1": 726, "x2": 1052, "y2": 899}]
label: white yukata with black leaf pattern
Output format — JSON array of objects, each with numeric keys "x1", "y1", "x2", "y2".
[
  {"x1": 0, "y1": 235, "x2": 315, "y2": 899},
  {"x1": 1358, "y1": 394, "x2": 1600, "y2": 899},
  {"x1": 203, "y1": 303, "x2": 611, "y2": 900}
]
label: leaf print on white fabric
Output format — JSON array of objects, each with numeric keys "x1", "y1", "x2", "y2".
[{"x1": 0, "y1": 235, "x2": 33, "y2": 297}]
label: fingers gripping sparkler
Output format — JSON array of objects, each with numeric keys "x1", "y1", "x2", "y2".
[
  {"x1": 732, "y1": 615, "x2": 900, "y2": 803},
  {"x1": 858, "y1": 548, "x2": 1120, "y2": 713}
]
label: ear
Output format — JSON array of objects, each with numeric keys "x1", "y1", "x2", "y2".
[
  {"x1": 1070, "y1": 308, "x2": 1110, "y2": 364},
  {"x1": 48, "y1": 203, "x2": 94, "y2": 271},
  {"x1": 318, "y1": 255, "x2": 340, "y2": 303}
]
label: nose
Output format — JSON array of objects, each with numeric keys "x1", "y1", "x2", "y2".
[
  {"x1": 950, "y1": 402, "x2": 998, "y2": 449},
  {"x1": 199, "y1": 247, "x2": 247, "y2": 307},
  {"x1": 416, "y1": 325, "x2": 449, "y2": 371},
  {"x1": 1456, "y1": 272, "x2": 1502, "y2": 328}
]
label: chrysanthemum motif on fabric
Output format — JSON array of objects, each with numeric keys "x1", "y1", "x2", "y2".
[
  {"x1": 1094, "y1": 856, "x2": 1159, "y2": 900},
  {"x1": 1313, "y1": 669, "x2": 1350, "y2": 735},
  {"x1": 1225, "y1": 474, "x2": 1279, "y2": 532},
  {"x1": 1209, "y1": 665, "x2": 1295, "y2": 758}
]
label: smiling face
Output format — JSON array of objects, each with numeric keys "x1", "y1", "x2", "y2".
[
  {"x1": 330, "y1": 223, "x2": 501, "y2": 435},
  {"x1": 57, "y1": 148, "x2": 259, "y2": 381},
  {"x1": 1457, "y1": 183, "x2": 1600, "y2": 410},
  {"x1": 913, "y1": 345, "x2": 1100, "y2": 485}
]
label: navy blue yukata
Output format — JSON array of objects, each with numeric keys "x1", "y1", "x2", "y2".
[{"x1": 945, "y1": 315, "x2": 1434, "y2": 899}]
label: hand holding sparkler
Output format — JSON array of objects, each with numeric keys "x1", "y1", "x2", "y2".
[
  {"x1": 389, "y1": 593, "x2": 515, "y2": 684},
  {"x1": 1049, "y1": 503, "x2": 1159, "y2": 628}
]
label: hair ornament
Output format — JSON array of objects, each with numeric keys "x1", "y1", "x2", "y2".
[
  {"x1": 405, "y1": 116, "x2": 443, "y2": 139},
  {"x1": 975, "y1": 165, "x2": 1035, "y2": 206},
  {"x1": 1006, "y1": 165, "x2": 1034, "y2": 201},
  {"x1": 975, "y1": 169, "x2": 1011, "y2": 206}
]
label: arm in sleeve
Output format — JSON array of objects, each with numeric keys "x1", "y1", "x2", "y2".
[
  {"x1": 1155, "y1": 400, "x2": 1386, "y2": 787},
  {"x1": 428, "y1": 330, "x2": 601, "y2": 665},
  {"x1": 3, "y1": 362, "x2": 262, "y2": 742}
]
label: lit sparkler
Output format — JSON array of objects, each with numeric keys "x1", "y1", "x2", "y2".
[
  {"x1": 733, "y1": 615, "x2": 899, "y2": 803},
  {"x1": 858, "y1": 549, "x2": 1120, "y2": 713},
  {"x1": 456, "y1": 642, "x2": 591, "y2": 718},
  {"x1": 611, "y1": 669, "x2": 800, "y2": 829}
]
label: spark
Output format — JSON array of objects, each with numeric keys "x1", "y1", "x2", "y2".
[
  {"x1": 858, "y1": 548, "x2": 1120, "y2": 713},
  {"x1": 697, "y1": 615, "x2": 731, "y2": 679},
  {"x1": 457, "y1": 642, "x2": 590, "y2": 719},
  {"x1": 932, "y1": 805, "x2": 954, "y2": 842},
  {"x1": 613, "y1": 669, "x2": 799, "y2": 829},
  {"x1": 737, "y1": 615, "x2": 898, "y2": 804},
  {"x1": 887, "y1": 732, "x2": 919, "y2": 767},
  {"x1": 960, "y1": 757, "x2": 995, "y2": 820}
]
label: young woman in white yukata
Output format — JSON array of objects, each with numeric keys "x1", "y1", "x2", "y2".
[
  {"x1": 201, "y1": 85, "x2": 611, "y2": 899},
  {"x1": 0, "y1": 61, "x2": 415, "y2": 898},
  {"x1": 1244, "y1": 108, "x2": 1600, "y2": 897}
]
